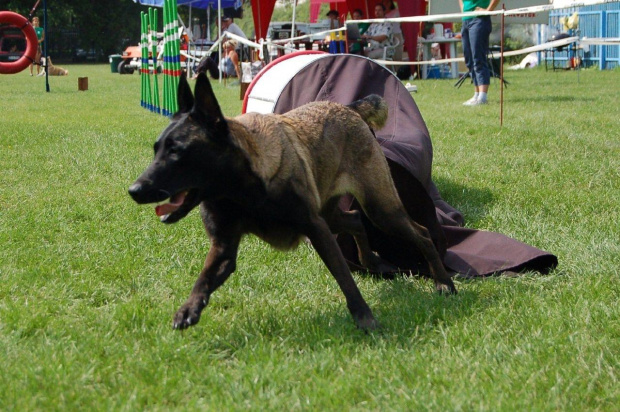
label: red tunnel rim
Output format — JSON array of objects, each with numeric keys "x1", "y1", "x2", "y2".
[{"x1": 241, "y1": 50, "x2": 326, "y2": 114}]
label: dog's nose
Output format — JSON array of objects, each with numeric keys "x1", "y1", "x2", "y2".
[{"x1": 128, "y1": 183, "x2": 143, "y2": 199}]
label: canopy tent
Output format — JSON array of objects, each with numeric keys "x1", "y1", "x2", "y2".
[
  {"x1": 135, "y1": 0, "x2": 238, "y2": 7},
  {"x1": 308, "y1": 0, "x2": 427, "y2": 63},
  {"x1": 134, "y1": 0, "x2": 273, "y2": 44},
  {"x1": 133, "y1": 0, "x2": 240, "y2": 43},
  {"x1": 309, "y1": 0, "x2": 347, "y2": 23},
  {"x1": 135, "y1": 0, "x2": 428, "y2": 63}
]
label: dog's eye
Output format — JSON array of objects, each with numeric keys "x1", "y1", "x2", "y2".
[{"x1": 164, "y1": 139, "x2": 178, "y2": 154}]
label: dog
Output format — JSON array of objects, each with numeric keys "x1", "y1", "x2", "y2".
[
  {"x1": 40, "y1": 57, "x2": 69, "y2": 76},
  {"x1": 128, "y1": 73, "x2": 456, "y2": 331}
]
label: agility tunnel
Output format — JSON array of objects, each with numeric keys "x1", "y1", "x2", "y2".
[
  {"x1": 243, "y1": 52, "x2": 557, "y2": 277},
  {"x1": 0, "y1": 11, "x2": 38, "y2": 75}
]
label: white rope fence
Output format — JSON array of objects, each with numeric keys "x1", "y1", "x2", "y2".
[
  {"x1": 580, "y1": 37, "x2": 620, "y2": 45},
  {"x1": 184, "y1": 0, "x2": 618, "y2": 70},
  {"x1": 375, "y1": 36, "x2": 580, "y2": 67}
]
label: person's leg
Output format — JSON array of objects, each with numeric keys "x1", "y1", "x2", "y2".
[
  {"x1": 461, "y1": 20, "x2": 479, "y2": 105},
  {"x1": 366, "y1": 47, "x2": 384, "y2": 59},
  {"x1": 35, "y1": 47, "x2": 42, "y2": 75},
  {"x1": 393, "y1": 33, "x2": 404, "y2": 62},
  {"x1": 469, "y1": 16, "x2": 492, "y2": 103}
]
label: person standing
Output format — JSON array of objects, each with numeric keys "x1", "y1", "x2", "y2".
[
  {"x1": 30, "y1": 16, "x2": 44, "y2": 76},
  {"x1": 220, "y1": 16, "x2": 247, "y2": 40},
  {"x1": 459, "y1": 0, "x2": 498, "y2": 105},
  {"x1": 325, "y1": 9, "x2": 341, "y2": 30}
]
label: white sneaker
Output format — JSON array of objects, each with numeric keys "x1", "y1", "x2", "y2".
[{"x1": 462, "y1": 97, "x2": 478, "y2": 106}]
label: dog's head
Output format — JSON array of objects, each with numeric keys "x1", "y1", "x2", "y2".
[{"x1": 128, "y1": 73, "x2": 232, "y2": 223}]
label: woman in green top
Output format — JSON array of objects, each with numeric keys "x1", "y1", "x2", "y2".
[
  {"x1": 458, "y1": 0, "x2": 498, "y2": 105},
  {"x1": 348, "y1": 9, "x2": 369, "y2": 55},
  {"x1": 30, "y1": 16, "x2": 44, "y2": 76}
]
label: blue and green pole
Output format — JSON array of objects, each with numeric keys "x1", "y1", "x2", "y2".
[
  {"x1": 149, "y1": 7, "x2": 160, "y2": 114},
  {"x1": 140, "y1": 11, "x2": 152, "y2": 111}
]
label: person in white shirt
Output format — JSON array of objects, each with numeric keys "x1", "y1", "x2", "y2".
[
  {"x1": 362, "y1": 4, "x2": 393, "y2": 59},
  {"x1": 383, "y1": 0, "x2": 403, "y2": 62},
  {"x1": 220, "y1": 16, "x2": 247, "y2": 40}
]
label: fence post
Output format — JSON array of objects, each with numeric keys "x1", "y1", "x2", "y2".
[{"x1": 600, "y1": 11, "x2": 607, "y2": 69}]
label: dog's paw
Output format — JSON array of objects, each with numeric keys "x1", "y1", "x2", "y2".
[
  {"x1": 371, "y1": 260, "x2": 399, "y2": 274},
  {"x1": 435, "y1": 279, "x2": 458, "y2": 296},
  {"x1": 355, "y1": 314, "x2": 380, "y2": 332},
  {"x1": 362, "y1": 253, "x2": 399, "y2": 275},
  {"x1": 172, "y1": 296, "x2": 208, "y2": 330}
]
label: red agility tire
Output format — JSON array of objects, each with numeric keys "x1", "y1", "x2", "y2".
[{"x1": 0, "y1": 11, "x2": 39, "y2": 75}]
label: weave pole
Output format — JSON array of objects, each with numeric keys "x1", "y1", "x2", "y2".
[
  {"x1": 149, "y1": 8, "x2": 161, "y2": 114},
  {"x1": 140, "y1": 12, "x2": 152, "y2": 111},
  {"x1": 162, "y1": 0, "x2": 176, "y2": 116},
  {"x1": 161, "y1": 2, "x2": 168, "y2": 115},
  {"x1": 172, "y1": 0, "x2": 181, "y2": 110},
  {"x1": 138, "y1": 0, "x2": 179, "y2": 116},
  {"x1": 163, "y1": 0, "x2": 180, "y2": 115},
  {"x1": 144, "y1": 12, "x2": 153, "y2": 111},
  {"x1": 140, "y1": 11, "x2": 146, "y2": 108}
]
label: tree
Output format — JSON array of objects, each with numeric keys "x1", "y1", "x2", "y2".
[{"x1": 3, "y1": 0, "x2": 144, "y2": 58}]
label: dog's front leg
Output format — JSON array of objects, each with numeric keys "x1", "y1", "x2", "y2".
[
  {"x1": 173, "y1": 235, "x2": 241, "y2": 330},
  {"x1": 305, "y1": 216, "x2": 378, "y2": 331}
]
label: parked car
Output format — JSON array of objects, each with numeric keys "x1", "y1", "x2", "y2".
[
  {"x1": 0, "y1": 34, "x2": 26, "y2": 63},
  {"x1": 72, "y1": 48, "x2": 104, "y2": 63},
  {"x1": 118, "y1": 32, "x2": 211, "y2": 75},
  {"x1": 0, "y1": 25, "x2": 27, "y2": 63}
]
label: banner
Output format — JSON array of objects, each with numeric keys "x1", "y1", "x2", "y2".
[{"x1": 429, "y1": 0, "x2": 551, "y2": 24}]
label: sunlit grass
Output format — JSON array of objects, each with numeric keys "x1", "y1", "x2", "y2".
[{"x1": 0, "y1": 64, "x2": 618, "y2": 410}]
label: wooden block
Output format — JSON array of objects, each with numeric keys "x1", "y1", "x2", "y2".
[
  {"x1": 78, "y1": 77, "x2": 88, "y2": 91},
  {"x1": 240, "y1": 82, "x2": 249, "y2": 100}
]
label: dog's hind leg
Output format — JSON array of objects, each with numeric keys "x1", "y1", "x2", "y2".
[
  {"x1": 350, "y1": 164, "x2": 457, "y2": 295},
  {"x1": 173, "y1": 223, "x2": 242, "y2": 330},
  {"x1": 361, "y1": 197, "x2": 456, "y2": 295},
  {"x1": 323, "y1": 201, "x2": 398, "y2": 274},
  {"x1": 304, "y1": 214, "x2": 378, "y2": 331}
]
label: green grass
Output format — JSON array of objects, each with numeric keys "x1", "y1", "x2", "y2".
[{"x1": 1, "y1": 64, "x2": 618, "y2": 410}]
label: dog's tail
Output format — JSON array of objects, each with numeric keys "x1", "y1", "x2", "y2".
[{"x1": 347, "y1": 94, "x2": 388, "y2": 130}]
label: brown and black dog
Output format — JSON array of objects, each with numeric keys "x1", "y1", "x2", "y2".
[
  {"x1": 128, "y1": 73, "x2": 456, "y2": 331},
  {"x1": 40, "y1": 57, "x2": 69, "y2": 76}
]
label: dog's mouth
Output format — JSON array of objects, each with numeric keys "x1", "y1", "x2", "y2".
[{"x1": 154, "y1": 189, "x2": 200, "y2": 223}]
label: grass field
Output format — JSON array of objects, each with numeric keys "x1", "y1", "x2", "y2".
[{"x1": 1, "y1": 63, "x2": 618, "y2": 410}]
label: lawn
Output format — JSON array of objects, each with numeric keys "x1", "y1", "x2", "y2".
[{"x1": 1, "y1": 63, "x2": 618, "y2": 410}]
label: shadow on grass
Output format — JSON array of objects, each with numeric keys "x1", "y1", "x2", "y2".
[
  {"x1": 508, "y1": 95, "x2": 597, "y2": 104},
  {"x1": 183, "y1": 275, "x2": 490, "y2": 353},
  {"x1": 433, "y1": 175, "x2": 496, "y2": 226}
]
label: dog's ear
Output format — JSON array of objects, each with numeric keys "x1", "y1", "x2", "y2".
[
  {"x1": 193, "y1": 73, "x2": 225, "y2": 123},
  {"x1": 177, "y1": 74, "x2": 194, "y2": 113}
]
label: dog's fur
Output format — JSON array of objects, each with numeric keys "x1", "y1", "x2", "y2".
[
  {"x1": 41, "y1": 57, "x2": 69, "y2": 76},
  {"x1": 129, "y1": 74, "x2": 456, "y2": 331}
]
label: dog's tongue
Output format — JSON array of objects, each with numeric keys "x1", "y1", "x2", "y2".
[{"x1": 155, "y1": 191, "x2": 187, "y2": 217}]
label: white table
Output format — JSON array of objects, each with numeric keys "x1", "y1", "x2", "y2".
[{"x1": 420, "y1": 38, "x2": 460, "y2": 79}]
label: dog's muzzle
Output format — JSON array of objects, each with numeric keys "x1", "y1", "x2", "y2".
[{"x1": 128, "y1": 183, "x2": 171, "y2": 204}]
